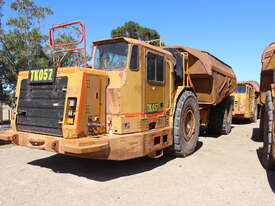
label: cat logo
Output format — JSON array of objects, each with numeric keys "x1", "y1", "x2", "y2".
[{"x1": 29, "y1": 68, "x2": 56, "y2": 83}]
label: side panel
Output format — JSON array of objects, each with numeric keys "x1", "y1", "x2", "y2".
[{"x1": 85, "y1": 74, "x2": 108, "y2": 136}]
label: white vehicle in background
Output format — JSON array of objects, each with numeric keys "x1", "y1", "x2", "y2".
[{"x1": 0, "y1": 102, "x2": 12, "y2": 125}]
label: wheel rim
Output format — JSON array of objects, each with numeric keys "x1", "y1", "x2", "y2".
[{"x1": 183, "y1": 109, "x2": 196, "y2": 142}]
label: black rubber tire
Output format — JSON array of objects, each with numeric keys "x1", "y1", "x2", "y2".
[
  {"x1": 257, "y1": 105, "x2": 262, "y2": 119},
  {"x1": 173, "y1": 91, "x2": 200, "y2": 157},
  {"x1": 259, "y1": 105, "x2": 265, "y2": 141},
  {"x1": 208, "y1": 96, "x2": 234, "y2": 135},
  {"x1": 262, "y1": 90, "x2": 275, "y2": 170},
  {"x1": 252, "y1": 102, "x2": 257, "y2": 123}
]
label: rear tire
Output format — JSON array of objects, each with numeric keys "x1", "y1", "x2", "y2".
[
  {"x1": 259, "y1": 105, "x2": 265, "y2": 141},
  {"x1": 252, "y1": 102, "x2": 257, "y2": 123},
  {"x1": 262, "y1": 90, "x2": 275, "y2": 170},
  {"x1": 257, "y1": 105, "x2": 262, "y2": 119},
  {"x1": 208, "y1": 96, "x2": 233, "y2": 135},
  {"x1": 173, "y1": 91, "x2": 200, "y2": 157}
]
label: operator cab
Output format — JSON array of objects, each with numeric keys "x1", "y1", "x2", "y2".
[
  {"x1": 236, "y1": 85, "x2": 247, "y2": 93},
  {"x1": 91, "y1": 37, "x2": 174, "y2": 134}
]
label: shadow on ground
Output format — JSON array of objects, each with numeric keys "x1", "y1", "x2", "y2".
[
  {"x1": 0, "y1": 140, "x2": 10, "y2": 146},
  {"x1": 28, "y1": 141, "x2": 203, "y2": 182},
  {"x1": 199, "y1": 126, "x2": 235, "y2": 138},
  {"x1": 28, "y1": 154, "x2": 175, "y2": 182},
  {"x1": 254, "y1": 125, "x2": 275, "y2": 193},
  {"x1": 251, "y1": 128, "x2": 262, "y2": 142},
  {"x1": 232, "y1": 119, "x2": 253, "y2": 125},
  {"x1": 266, "y1": 170, "x2": 275, "y2": 193},
  {"x1": 256, "y1": 148, "x2": 275, "y2": 193}
]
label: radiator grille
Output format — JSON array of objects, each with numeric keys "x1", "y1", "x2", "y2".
[{"x1": 16, "y1": 77, "x2": 68, "y2": 136}]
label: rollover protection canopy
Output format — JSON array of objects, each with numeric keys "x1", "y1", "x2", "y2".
[{"x1": 165, "y1": 46, "x2": 236, "y2": 105}]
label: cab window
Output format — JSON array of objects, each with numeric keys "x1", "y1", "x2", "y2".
[
  {"x1": 147, "y1": 52, "x2": 164, "y2": 83},
  {"x1": 130, "y1": 45, "x2": 139, "y2": 70},
  {"x1": 236, "y1": 85, "x2": 246, "y2": 93},
  {"x1": 94, "y1": 41, "x2": 128, "y2": 70}
]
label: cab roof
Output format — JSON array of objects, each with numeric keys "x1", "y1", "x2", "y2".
[
  {"x1": 93, "y1": 37, "x2": 173, "y2": 57},
  {"x1": 237, "y1": 81, "x2": 260, "y2": 93}
]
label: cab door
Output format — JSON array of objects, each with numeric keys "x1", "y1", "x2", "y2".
[{"x1": 144, "y1": 50, "x2": 165, "y2": 117}]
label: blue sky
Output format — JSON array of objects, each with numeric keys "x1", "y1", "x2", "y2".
[{"x1": 3, "y1": 0, "x2": 275, "y2": 82}]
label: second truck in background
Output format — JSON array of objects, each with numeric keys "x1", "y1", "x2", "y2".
[{"x1": 231, "y1": 81, "x2": 262, "y2": 122}]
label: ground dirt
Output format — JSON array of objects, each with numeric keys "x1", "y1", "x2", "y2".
[{"x1": 0, "y1": 120, "x2": 274, "y2": 206}]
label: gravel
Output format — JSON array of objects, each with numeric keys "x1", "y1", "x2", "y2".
[{"x1": 0, "y1": 120, "x2": 274, "y2": 206}]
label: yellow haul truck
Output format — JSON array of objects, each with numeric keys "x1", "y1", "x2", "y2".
[
  {"x1": 259, "y1": 42, "x2": 275, "y2": 169},
  {"x1": 0, "y1": 21, "x2": 236, "y2": 160},
  {"x1": 232, "y1": 81, "x2": 261, "y2": 122}
]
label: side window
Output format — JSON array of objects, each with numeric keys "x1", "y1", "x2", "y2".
[
  {"x1": 147, "y1": 52, "x2": 156, "y2": 81},
  {"x1": 156, "y1": 55, "x2": 164, "y2": 82},
  {"x1": 130, "y1": 45, "x2": 139, "y2": 70},
  {"x1": 146, "y1": 52, "x2": 165, "y2": 83}
]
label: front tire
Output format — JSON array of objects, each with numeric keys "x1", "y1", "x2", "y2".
[
  {"x1": 173, "y1": 91, "x2": 200, "y2": 157},
  {"x1": 262, "y1": 90, "x2": 275, "y2": 170}
]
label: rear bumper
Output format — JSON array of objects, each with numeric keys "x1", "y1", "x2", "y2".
[
  {"x1": 0, "y1": 129, "x2": 108, "y2": 155},
  {"x1": 0, "y1": 127, "x2": 172, "y2": 160}
]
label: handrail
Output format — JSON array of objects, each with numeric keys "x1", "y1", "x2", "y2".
[{"x1": 48, "y1": 20, "x2": 87, "y2": 67}]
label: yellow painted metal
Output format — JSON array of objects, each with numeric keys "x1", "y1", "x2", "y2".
[
  {"x1": 181, "y1": 52, "x2": 189, "y2": 87},
  {"x1": 14, "y1": 67, "x2": 108, "y2": 138}
]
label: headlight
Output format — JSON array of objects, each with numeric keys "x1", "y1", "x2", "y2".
[
  {"x1": 69, "y1": 99, "x2": 76, "y2": 107},
  {"x1": 68, "y1": 110, "x2": 74, "y2": 117}
]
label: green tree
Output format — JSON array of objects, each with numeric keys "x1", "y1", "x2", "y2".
[
  {"x1": 111, "y1": 21, "x2": 164, "y2": 46},
  {"x1": 0, "y1": 0, "x2": 53, "y2": 105}
]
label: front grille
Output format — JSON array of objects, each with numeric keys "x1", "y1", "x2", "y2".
[{"x1": 16, "y1": 77, "x2": 68, "y2": 136}]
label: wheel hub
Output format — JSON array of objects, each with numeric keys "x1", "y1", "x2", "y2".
[{"x1": 183, "y1": 109, "x2": 195, "y2": 141}]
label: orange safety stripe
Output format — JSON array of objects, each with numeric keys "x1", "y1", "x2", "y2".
[{"x1": 122, "y1": 112, "x2": 164, "y2": 117}]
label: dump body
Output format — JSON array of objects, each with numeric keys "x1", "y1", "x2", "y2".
[
  {"x1": 259, "y1": 42, "x2": 275, "y2": 168},
  {"x1": 261, "y1": 42, "x2": 275, "y2": 103},
  {"x1": 164, "y1": 46, "x2": 236, "y2": 105},
  {"x1": 231, "y1": 81, "x2": 260, "y2": 120}
]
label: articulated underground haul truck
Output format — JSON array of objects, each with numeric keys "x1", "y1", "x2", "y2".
[{"x1": 0, "y1": 21, "x2": 236, "y2": 160}]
